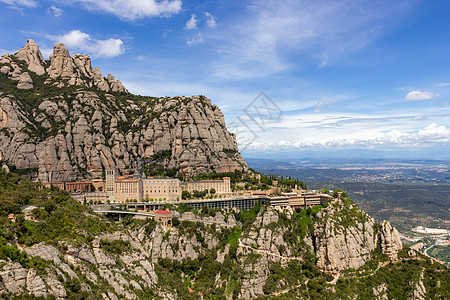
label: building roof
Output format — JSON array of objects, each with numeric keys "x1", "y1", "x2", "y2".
[
  {"x1": 155, "y1": 210, "x2": 172, "y2": 214},
  {"x1": 223, "y1": 177, "x2": 231, "y2": 179}
]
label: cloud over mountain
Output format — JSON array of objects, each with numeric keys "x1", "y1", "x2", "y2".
[{"x1": 50, "y1": 30, "x2": 124, "y2": 58}]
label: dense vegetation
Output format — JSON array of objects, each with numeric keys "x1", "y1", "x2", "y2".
[{"x1": 0, "y1": 170, "x2": 114, "y2": 251}]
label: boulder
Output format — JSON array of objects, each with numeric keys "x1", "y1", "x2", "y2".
[{"x1": 17, "y1": 72, "x2": 33, "y2": 89}]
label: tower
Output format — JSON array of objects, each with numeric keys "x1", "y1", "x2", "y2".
[{"x1": 106, "y1": 168, "x2": 118, "y2": 202}]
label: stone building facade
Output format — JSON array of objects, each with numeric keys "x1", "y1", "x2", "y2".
[
  {"x1": 143, "y1": 178, "x2": 181, "y2": 201},
  {"x1": 114, "y1": 178, "x2": 142, "y2": 203},
  {"x1": 181, "y1": 177, "x2": 231, "y2": 195},
  {"x1": 104, "y1": 169, "x2": 230, "y2": 203}
]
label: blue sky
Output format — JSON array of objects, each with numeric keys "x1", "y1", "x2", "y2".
[{"x1": 1, "y1": 0, "x2": 450, "y2": 159}]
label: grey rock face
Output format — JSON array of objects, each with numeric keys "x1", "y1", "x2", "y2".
[
  {"x1": 408, "y1": 272, "x2": 427, "y2": 300},
  {"x1": 0, "y1": 262, "x2": 28, "y2": 294},
  {"x1": 0, "y1": 92, "x2": 246, "y2": 180},
  {"x1": 314, "y1": 198, "x2": 377, "y2": 273},
  {"x1": 0, "y1": 41, "x2": 247, "y2": 180},
  {"x1": 14, "y1": 39, "x2": 45, "y2": 75},
  {"x1": 47, "y1": 43, "x2": 74, "y2": 79},
  {"x1": 313, "y1": 199, "x2": 404, "y2": 274},
  {"x1": 0, "y1": 207, "x2": 412, "y2": 299},
  {"x1": 17, "y1": 72, "x2": 33, "y2": 89},
  {"x1": 379, "y1": 220, "x2": 402, "y2": 260},
  {"x1": 44, "y1": 42, "x2": 127, "y2": 93}
]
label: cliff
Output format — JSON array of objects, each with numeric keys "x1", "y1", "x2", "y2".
[
  {"x1": 0, "y1": 40, "x2": 247, "y2": 181},
  {"x1": 313, "y1": 197, "x2": 403, "y2": 273},
  {"x1": 1, "y1": 171, "x2": 447, "y2": 300}
]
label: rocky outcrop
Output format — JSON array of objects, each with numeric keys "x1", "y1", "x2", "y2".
[
  {"x1": 409, "y1": 272, "x2": 426, "y2": 300},
  {"x1": 379, "y1": 220, "x2": 402, "y2": 260},
  {"x1": 0, "y1": 263, "x2": 28, "y2": 294},
  {"x1": 313, "y1": 198, "x2": 378, "y2": 273},
  {"x1": 373, "y1": 283, "x2": 388, "y2": 300},
  {"x1": 312, "y1": 200, "x2": 402, "y2": 275},
  {"x1": 313, "y1": 199, "x2": 404, "y2": 274},
  {"x1": 17, "y1": 72, "x2": 33, "y2": 89},
  {"x1": 0, "y1": 206, "x2": 438, "y2": 299},
  {"x1": 0, "y1": 41, "x2": 247, "y2": 180},
  {"x1": 44, "y1": 42, "x2": 127, "y2": 93},
  {"x1": 14, "y1": 39, "x2": 45, "y2": 75}
]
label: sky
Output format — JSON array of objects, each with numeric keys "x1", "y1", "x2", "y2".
[{"x1": 1, "y1": 0, "x2": 450, "y2": 160}]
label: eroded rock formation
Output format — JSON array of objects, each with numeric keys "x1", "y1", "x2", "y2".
[
  {"x1": 313, "y1": 198, "x2": 402, "y2": 273},
  {"x1": 0, "y1": 40, "x2": 247, "y2": 180}
]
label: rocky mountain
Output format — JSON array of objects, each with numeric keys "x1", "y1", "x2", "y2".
[
  {"x1": 1, "y1": 170, "x2": 448, "y2": 299},
  {"x1": 0, "y1": 40, "x2": 247, "y2": 181}
]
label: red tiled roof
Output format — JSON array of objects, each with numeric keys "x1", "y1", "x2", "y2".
[{"x1": 155, "y1": 210, "x2": 172, "y2": 214}]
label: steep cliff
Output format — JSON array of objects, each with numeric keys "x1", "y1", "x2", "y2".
[
  {"x1": 0, "y1": 40, "x2": 247, "y2": 181},
  {"x1": 312, "y1": 197, "x2": 405, "y2": 273}
]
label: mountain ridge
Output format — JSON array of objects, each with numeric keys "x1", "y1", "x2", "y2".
[{"x1": 0, "y1": 40, "x2": 247, "y2": 181}]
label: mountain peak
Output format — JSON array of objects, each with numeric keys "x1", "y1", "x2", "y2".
[
  {"x1": 50, "y1": 42, "x2": 71, "y2": 59},
  {"x1": 3, "y1": 40, "x2": 128, "y2": 93},
  {"x1": 13, "y1": 39, "x2": 45, "y2": 75}
]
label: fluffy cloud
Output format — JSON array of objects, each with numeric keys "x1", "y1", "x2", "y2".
[
  {"x1": 47, "y1": 5, "x2": 63, "y2": 17},
  {"x1": 184, "y1": 14, "x2": 198, "y2": 30},
  {"x1": 187, "y1": 33, "x2": 203, "y2": 47},
  {"x1": 52, "y1": 30, "x2": 124, "y2": 58},
  {"x1": 204, "y1": 12, "x2": 217, "y2": 28},
  {"x1": 0, "y1": 0, "x2": 37, "y2": 8},
  {"x1": 243, "y1": 123, "x2": 450, "y2": 152},
  {"x1": 70, "y1": 0, "x2": 181, "y2": 20},
  {"x1": 405, "y1": 90, "x2": 440, "y2": 101}
]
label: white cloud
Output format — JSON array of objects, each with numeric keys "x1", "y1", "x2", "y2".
[
  {"x1": 70, "y1": 0, "x2": 182, "y2": 20},
  {"x1": 96, "y1": 39, "x2": 125, "y2": 57},
  {"x1": 0, "y1": 0, "x2": 37, "y2": 8},
  {"x1": 314, "y1": 98, "x2": 334, "y2": 112},
  {"x1": 51, "y1": 30, "x2": 125, "y2": 58},
  {"x1": 135, "y1": 55, "x2": 146, "y2": 61},
  {"x1": 184, "y1": 14, "x2": 198, "y2": 30},
  {"x1": 204, "y1": 12, "x2": 217, "y2": 28},
  {"x1": 405, "y1": 90, "x2": 440, "y2": 101},
  {"x1": 242, "y1": 123, "x2": 450, "y2": 152},
  {"x1": 210, "y1": 0, "x2": 414, "y2": 80},
  {"x1": 187, "y1": 33, "x2": 203, "y2": 47},
  {"x1": 47, "y1": 5, "x2": 63, "y2": 17}
]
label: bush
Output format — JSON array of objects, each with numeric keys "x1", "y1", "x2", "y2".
[{"x1": 99, "y1": 239, "x2": 131, "y2": 254}]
